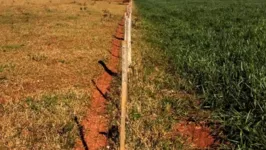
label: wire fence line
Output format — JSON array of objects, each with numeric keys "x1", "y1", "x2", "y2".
[{"x1": 120, "y1": 0, "x2": 132, "y2": 150}]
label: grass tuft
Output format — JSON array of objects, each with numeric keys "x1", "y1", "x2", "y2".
[{"x1": 0, "y1": 44, "x2": 24, "y2": 52}]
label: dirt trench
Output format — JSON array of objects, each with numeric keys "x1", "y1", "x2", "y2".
[{"x1": 75, "y1": 18, "x2": 124, "y2": 150}]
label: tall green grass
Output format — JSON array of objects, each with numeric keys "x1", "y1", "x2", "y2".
[{"x1": 135, "y1": 0, "x2": 266, "y2": 149}]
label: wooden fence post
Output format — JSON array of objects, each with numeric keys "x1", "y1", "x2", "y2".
[
  {"x1": 124, "y1": 13, "x2": 128, "y2": 45},
  {"x1": 120, "y1": 41, "x2": 128, "y2": 150},
  {"x1": 127, "y1": 4, "x2": 132, "y2": 67},
  {"x1": 120, "y1": 2, "x2": 133, "y2": 149}
]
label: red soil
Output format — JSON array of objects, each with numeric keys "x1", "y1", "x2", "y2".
[
  {"x1": 173, "y1": 121, "x2": 216, "y2": 149},
  {"x1": 0, "y1": 97, "x2": 5, "y2": 103},
  {"x1": 75, "y1": 19, "x2": 124, "y2": 150}
]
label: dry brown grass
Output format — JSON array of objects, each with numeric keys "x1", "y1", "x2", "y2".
[
  {"x1": 124, "y1": 24, "x2": 193, "y2": 150},
  {"x1": 0, "y1": 0, "x2": 125, "y2": 6},
  {"x1": 106, "y1": 5, "x2": 212, "y2": 149},
  {"x1": 0, "y1": 0, "x2": 124, "y2": 149},
  {"x1": 0, "y1": 0, "x2": 124, "y2": 101}
]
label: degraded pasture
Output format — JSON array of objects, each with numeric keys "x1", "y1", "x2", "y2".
[{"x1": 0, "y1": 0, "x2": 124, "y2": 149}]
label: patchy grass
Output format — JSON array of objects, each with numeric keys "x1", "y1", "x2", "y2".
[
  {"x1": 28, "y1": 53, "x2": 48, "y2": 62},
  {"x1": 0, "y1": 0, "x2": 125, "y2": 149},
  {"x1": 0, "y1": 90, "x2": 90, "y2": 149},
  {"x1": 0, "y1": 65, "x2": 6, "y2": 73},
  {"x1": 107, "y1": 7, "x2": 214, "y2": 149},
  {"x1": 0, "y1": 63, "x2": 15, "y2": 73},
  {"x1": 0, "y1": 44, "x2": 25, "y2": 52},
  {"x1": 0, "y1": 0, "x2": 124, "y2": 101},
  {"x1": 123, "y1": 26, "x2": 198, "y2": 149}
]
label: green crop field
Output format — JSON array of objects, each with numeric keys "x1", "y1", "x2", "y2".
[{"x1": 135, "y1": 0, "x2": 266, "y2": 149}]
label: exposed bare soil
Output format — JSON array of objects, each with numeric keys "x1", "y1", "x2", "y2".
[
  {"x1": 173, "y1": 121, "x2": 216, "y2": 149},
  {"x1": 75, "y1": 18, "x2": 124, "y2": 150}
]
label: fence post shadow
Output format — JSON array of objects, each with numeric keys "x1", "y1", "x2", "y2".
[
  {"x1": 74, "y1": 116, "x2": 89, "y2": 150},
  {"x1": 98, "y1": 60, "x2": 118, "y2": 77},
  {"x1": 91, "y1": 79, "x2": 108, "y2": 100}
]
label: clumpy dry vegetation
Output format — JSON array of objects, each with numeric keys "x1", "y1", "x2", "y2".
[
  {"x1": 0, "y1": 0, "x2": 124, "y2": 149},
  {"x1": 117, "y1": 19, "x2": 214, "y2": 149}
]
